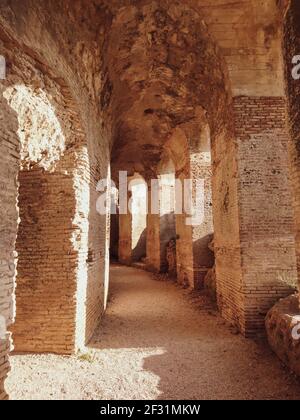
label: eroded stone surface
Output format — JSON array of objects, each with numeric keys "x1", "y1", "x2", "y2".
[
  {"x1": 266, "y1": 294, "x2": 300, "y2": 377},
  {"x1": 0, "y1": 0, "x2": 299, "y2": 399}
]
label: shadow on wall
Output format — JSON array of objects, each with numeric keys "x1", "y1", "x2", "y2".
[
  {"x1": 192, "y1": 233, "x2": 215, "y2": 270},
  {"x1": 110, "y1": 213, "x2": 119, "y2": 261},
  {"x1": 132, "y1": 227, "x2": 147, "y2": 262},
  {"x1": 3, "y1": 84, "x2": 83, "y2": 355},
  {"x1": 160, "y1": 213, "x2": 176, "y2": 273},
  {"x1": 3, "y1": 77, "x2": 110, "y2": 353}
]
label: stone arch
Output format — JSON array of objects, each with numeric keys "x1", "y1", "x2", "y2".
[
  {"x1": 164, "y1": 112, "x2": 214, "y2": 289},
  {"x1": 1, "y1": 3, "x2": 299, "y2": 402},
  {"x1": 4, "y1": 83, "x2": 82, "y2": 355},
  {"x1": 0, "y1": 31, "x2": 110, "y2": 398},
  {"x1": 106, "y1": 1, "x2": 238, "y2": 294},
  {"x1": 105, "y1": 0, "x2": 233, "y2": 176}
]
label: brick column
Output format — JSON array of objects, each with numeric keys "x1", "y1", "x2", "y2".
[
  {"x1": 190, "y1": 153, "x2": 214, "y2": 289},
  {"x1": 118, "y1": 191, "x2": 133, "y2": 265},
  {"x1": 146, "y1": 185, "x2": 161, "y2": 272},
  {"x1": 227, "y1": 96, "x2": 297, "y2": 336},
  {"x1": 176, "y1": 152, "x2": 214, "y2": 289},
  {"x1": 146, "y1": 178, "x2": 176, "y2": 273}
]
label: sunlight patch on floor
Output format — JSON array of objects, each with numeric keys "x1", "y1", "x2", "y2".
[{"x1": 6, "y1": 347, "x2": 166, "y2": 400}]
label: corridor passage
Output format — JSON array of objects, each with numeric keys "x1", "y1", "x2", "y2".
[{"x1": 6, "y1": 265, "x2": 300, "y2": 400}]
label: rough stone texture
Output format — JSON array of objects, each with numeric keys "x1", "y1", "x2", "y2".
[
  {"x1": 119, "y1": 175, "x2": 147, "y2": 264},
  {"x1": 119, "y1": 210, "x2": 133, "y2": 266},
  {"x1": 146, "y1": 211, "x2": 161, "y2": 273},
  {"x1": 4, "y1": 85, "x2": 81, "y2": 355},
  {"x1": 262, "y1": 0, "x2": 300, "y2": 379},
  {"x1": 166, "y1": 239, "x2": 177, "y2": 278},
  {"x1": 266, "y1": 294, "x2": 300, "y2": 377},
  {"x1": 165, "y1": 116, "x2": 225, "y2": 291},
  {"x1": 204, "y1": 238, "x2": 216, "y2": 301},
  {"x1": 284, "y1": 0, "x2": 300, "y2": 297},
  {"x1": 0, "y1": 0, "x2": 299, "y2": 399},
  {"x1": 32, "y1": 0, "x2": 293, "y2": 341},
  {"x1": 0, "y1": 92, "x2": 19, "y2": 401},
  {"x1": 0, "y1": 0, "x2": 111, "y2": 397},
  {"x1": 0, "y1": 338, "x2": 10, "y2": 400},
  {"x1": 204, "y1": 267, "x2": 216, "y2": 303},
  {"x1": 146, "y1": 155, "x2": 176, "y2": 273},
  {"x1": 221, "y1": 96, "x2": 298, "y2": 336}
]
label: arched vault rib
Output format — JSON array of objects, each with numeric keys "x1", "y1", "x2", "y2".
[{"x1": 106, "y1": 0, "x2": 232, "y2": 178}]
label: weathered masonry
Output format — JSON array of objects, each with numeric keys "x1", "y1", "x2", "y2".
[{"x1": 1, "y1": 0, "x2": 300, "y2": 399}]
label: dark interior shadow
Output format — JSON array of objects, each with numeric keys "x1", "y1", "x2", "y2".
[
  {"x1": 132, "y1": 227, "x2": 147, "y2": 262},
  {"x1": 110, "y1": 212, "x2": 119, "y2": 261},
  {"x1": 192, "y1": 233, "x2": 214, "y2": 269},
  {"x1": 159, "y1": 212, "x2": 176, "y2": 273}
]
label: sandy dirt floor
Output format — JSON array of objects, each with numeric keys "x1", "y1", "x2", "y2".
[{"x1": 6, "y1": 264, "x2": 300, "y2": 400}]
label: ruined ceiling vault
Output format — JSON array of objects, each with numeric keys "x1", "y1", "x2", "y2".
[{"x1": 0, "y1": 0, "x2": 285, "y2": 178}]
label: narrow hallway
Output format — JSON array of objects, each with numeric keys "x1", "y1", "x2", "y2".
[{"x1": 6, "y1": 265, "x2": 300, "y2": 400}]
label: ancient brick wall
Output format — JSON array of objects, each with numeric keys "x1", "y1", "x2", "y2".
[
  {"x1": 83, "y1": 140, "x2": 110, "y2": 345},
  {"x1": 158, "y1": 165, "x2": 176, "y2": 273},
  {"x1": 146, "y1": 180, "x2": 162, "y2": 273},
  {"x1": 176, "y1": 208, "x2": 194, "y2": 288},
  {"x1": 146, "y1": 164, "x2": 176, "y2": 274},
  {"x1": 211, "y1": 109, "x2": 246, "y2": 335},
  {"x1": 0, "y1": 93, "x2": 20, "y2": 400},
  {"x1": 119, "y1": 212, "x2": 133, "y2": 265},
  {"x1": 284, "y1": 0, "x2": 300, "y2": 299},
  {"x1": 175, "y1": 161, "x2": 214, "y2": 289},
  {"x1": 2, "y1": 85, "x2": 78, "y2": 354},
  {"x1": 0, "y1": 82, "x2": 110, "y2": 358},
  {"x1": 0, "y1": 0, "x2": 299, "y2": 399},
  {"x1": 228, "y1": 96, "x2": 297, "y2": 335},
  {"x1": 166, "y1": 239, "x2": 177, "y2": 278},
  {"x1": 166, "y1": 119, "x2": 215, "y2": 289},
  {"x1": 0, "y1": 11, "x2": 111, "y2": 396},
  {"x1": 190, "y1": 148, "x2": 214, "y2": 289},
  {"x1": 146, "y1": 212, "x2": 162, "y2": 273},
  {"x1": 119, "y1": 176, "x2": 147, "y2": 264}
]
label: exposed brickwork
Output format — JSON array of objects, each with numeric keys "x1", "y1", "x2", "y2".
[
  {"x1": 230, "y1": 96, "x2": 297, "y2": 336},
  {"x1": 0, "y1": 92, "x2": 19, "y2": 399},
  {"x1": 119, "y1": 211, "x2": 133, "y2": 265},
  {"x1": 0, "y1": 0, "x2": 299, "y2": 399},
  {"x1": 0, "y1": 13, "x2": 111, "y2": 396},
  {"x1": 146, "y1": 165, "x2": 176, "y2": 274},
  {"x1": 284, "y1": 0, "x2": 300, "y2": 299},
  {"x1": 0, "y1": 337, "x2": 10, "y2": 400},
  {"x1": 146, "y1": 210, "x2": 161, "y2": 272},
  {"x1": 12, "y1": 169, "x2": 78, "y2": 353},
  {"x1": 173, "y1": 122, "x2": 215, "y2": 290},
  {"x1": 263, "y1": 0, "x2": 300, "y2": 378},
  {"x1": 166, "y1": 239, "x2": 177, "y2": 278}
]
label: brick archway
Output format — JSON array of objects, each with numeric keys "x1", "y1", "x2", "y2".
[{"x1": 0, "y1": 37, "x2": 110, "y2": 398}]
